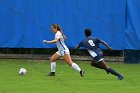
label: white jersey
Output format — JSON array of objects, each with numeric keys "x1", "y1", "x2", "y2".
[{"x1": 55, "y1": 31, "x2": 69, "y2": 51}]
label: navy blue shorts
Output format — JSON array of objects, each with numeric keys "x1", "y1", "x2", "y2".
[{"x1": 88, "y1": 49, "x2": 104, "y2": 63}]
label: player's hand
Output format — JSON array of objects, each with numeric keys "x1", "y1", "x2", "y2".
[
  {"x1": 43, "y1": 40, "x2": 47, "y2": 43},
  {"x1": 43, "y1": 40, "x2": 50, "y2": 43}
]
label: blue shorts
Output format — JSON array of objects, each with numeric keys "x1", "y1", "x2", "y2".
[{"x1": 88, "y1": 49, "x2": 104, "y2": 63}]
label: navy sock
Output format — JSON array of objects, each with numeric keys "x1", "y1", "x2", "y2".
[{"x1": 108, "y1": 68, "x2": 120, "y2": 76}]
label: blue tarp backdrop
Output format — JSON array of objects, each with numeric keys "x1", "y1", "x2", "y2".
[{"x1": 0, "y1": 0, "x2": 139, "y2": 50}]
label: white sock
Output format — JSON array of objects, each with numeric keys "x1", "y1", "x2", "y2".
[
  {"x1": 71, "y1": 63, "x2": 81, "y2": 72},
  {"x1": 51, "y1": 62, "x2": 56, "y2": 72}
]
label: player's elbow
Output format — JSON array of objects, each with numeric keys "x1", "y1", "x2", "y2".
[{"x1": 101, "y1": 40, "x2": 106, "y2": 44}]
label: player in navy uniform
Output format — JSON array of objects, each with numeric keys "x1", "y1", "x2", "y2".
[{"x1": 76, "y1": 29, "x2": 123, "y2": 80}]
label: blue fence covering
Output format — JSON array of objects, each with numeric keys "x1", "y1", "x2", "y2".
[
  {"x1": 0, "y1": 0, "x2": 139, "y2": 50},
  {"x1": 125, "y1": 0, "x2": 140, "y2": 50}
]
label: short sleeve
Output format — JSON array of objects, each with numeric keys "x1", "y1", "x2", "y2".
[
  {"x1": 55, "y1": 31, "x2": 62, "y2": 39},
  {"x1": 96, "y1": 38, "x2": 102, "y2": 43}
]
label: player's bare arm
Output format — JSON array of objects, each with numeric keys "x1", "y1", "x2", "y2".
[
  {"x1": 101, "y1": 40, "x2": 113, "y2": 51},
  {"x1": 43, "y1": 38, "x2": 59, "y2": 44}
]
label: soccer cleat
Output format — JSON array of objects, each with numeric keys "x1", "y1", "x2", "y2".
[
  {"x1": 80, "y1": 70, "x2": 84, "y2": 77},
  {"x1": 48, "y1": 72, "x2": 55, "y2": 76},
  {"x1": 118, "y1": 74, "x2": 123, "y2": 80}
]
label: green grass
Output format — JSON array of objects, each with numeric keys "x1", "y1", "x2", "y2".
[{"x1": 0, "y1": 59, "x2": 140, "y2": 93}]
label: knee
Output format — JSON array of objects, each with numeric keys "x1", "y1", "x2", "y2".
[
  {"x1": 50, "y1": 57, "x2": 53, "y2": 62},
  {"x1": 67, "y1": 61, "x2": 73, "y2": 66}
]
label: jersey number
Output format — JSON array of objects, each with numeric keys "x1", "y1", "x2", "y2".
[{"x1": 88, "y1": 40, "x2": 95, "y2": 46}]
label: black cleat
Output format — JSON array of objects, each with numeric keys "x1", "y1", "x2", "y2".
[
  {"x1": 80, "y1": 70, "x2": 84, "y2": 77},
  {"x1": 48, "y1": 72, "x2": 55, "y2": 76}
]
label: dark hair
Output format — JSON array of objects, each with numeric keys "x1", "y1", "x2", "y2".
[
  {"x1": 85, "y1": 29, "x2": 92, "y2": 37},
  {"x1": 51, "y1": 24, "x2": 62, "y2": 31}
]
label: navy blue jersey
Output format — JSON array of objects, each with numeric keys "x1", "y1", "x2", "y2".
[
  {"x1": 78, "y1": 36, "x2": 102, "y2": 51},
  {"x1": 78, "y1": 36, "x2": 104, "y2": 62}
]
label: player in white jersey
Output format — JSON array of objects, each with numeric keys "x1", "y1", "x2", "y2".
[
  {"x1": 55, "y1": 31, "x2": 69, "y2": 56},
  {"x1": 43, "y1": 24, "x2": 84, "y2": 76}
]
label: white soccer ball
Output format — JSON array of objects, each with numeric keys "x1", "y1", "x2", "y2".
[{"x1": 19, "y1": 68, "x2": 27, "y2": 75}]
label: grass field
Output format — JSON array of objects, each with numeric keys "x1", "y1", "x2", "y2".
[{"x1": 0, "y1": 59, "x2": 140, "y2": 93}]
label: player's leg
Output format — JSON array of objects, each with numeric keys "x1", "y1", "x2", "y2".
[
  {"x1": 63, "y1": 54, "x2": 84, "y2": 77},
  {"x1": 89, "y1": 50, "x2": 108, "y2": 71},
  {"x1": 91, "y1": 60, "x2": 109, "y2": 74},
  {"x1": 91, "y1": 60, "x2": 104, "y2": 69},
  {"x1": 96, "y1": 60, "x2": 109, "y2": 70},
  {"x1": 97, "y1": 60, "x2": 123, "y2": 80},
  {"x1": 48, "y1": 51, "x2": 61, "y2": 76}
]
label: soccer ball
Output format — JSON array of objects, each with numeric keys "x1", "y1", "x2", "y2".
[{"x1": 19, "y1": 68, "x2": 27, "y2": 75}]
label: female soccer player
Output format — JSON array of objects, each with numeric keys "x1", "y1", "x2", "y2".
[
  {"x1": 76, "y1": 29, "x2": 123, "y2": 80},
  {"x1": 43, "y1": 24, "x2": 84, "y2": 76}
]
